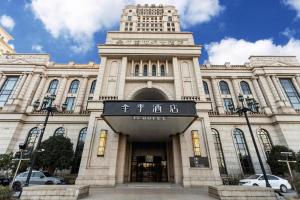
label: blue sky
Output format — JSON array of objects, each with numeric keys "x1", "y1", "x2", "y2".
[{"x1": 1, "y1": 0, "x2": 300, "y2": 64}]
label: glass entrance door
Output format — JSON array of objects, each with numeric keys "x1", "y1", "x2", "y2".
[{"x1": 130, "y1": 142, "x2": 168, "y2": 182}]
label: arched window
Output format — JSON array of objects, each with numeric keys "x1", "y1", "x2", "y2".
[
  {"x1": 240, "y1": 81, "x2": 252, "y2": 95},
  {"x1": 25, "y1": 127, "x2": 40, "y2": 151},
  {"x1": 233, "y1": 128, "x2": 254, "y2": 174},
  {"x1": 212, "y1": 129, "x2": 227, "y2": 174},
  {"x1": 89, "y1": 80, "x2": 96, "y2": 94},
  {"x1": 257, "y1": 129, "x2": 273, "y2": 157},
  {"x1": 69, "y1": 80, "x2": 80, "y2": 93},
  {"x1": 54, "y1": 127, "x2": 65, "y2": 136},
  {"x1": 72, "y1": 127, "x2": 88, "y2": 174},
  {"x1": 160, "y1": 65, "x2": 165, "y2": 76},
  {"x1": 219, "y1": 81, "x2": 231, "y2": 95},
  {"x1": 203, "y1": 81, "x2": 209, "y2": 95},
  {"x1": 47, "y1": 79, "x2": 59, "y2": 94},
  {"x1": 152, "y1": 64, "x2": 157, "y2": 76},
  {"x1": 143, "y1": 64, "x2": 148, "y2": 76},
  {"x1": 135, "y1": 64, "x2": 139, "y2": 76}
]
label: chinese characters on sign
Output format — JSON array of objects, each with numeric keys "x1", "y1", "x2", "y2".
[{"x1": 121, "y1": 103, "x2": 179, "y2": 114}]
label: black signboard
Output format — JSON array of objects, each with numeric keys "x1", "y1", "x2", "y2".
[
  {"x1": 189, "y1": 156, "x2": 209, "y2": 168},
  {"x1": 102, "y1": 101, "x2": 197, "y2": 117}
]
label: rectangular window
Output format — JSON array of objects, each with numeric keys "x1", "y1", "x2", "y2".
[
  {"x1": 0, "y1": 76, "x2": 18, "y2": 107},
  {"x1": 128, "y1": 16, "x2": 132, "y2": 21},
  {"x1": 280, "y1": 79, "x2": 300, "y2": 109},
  {"x1": 97, "y1": 130, "x2": 107, "y2": 156},
  {"x1": 223, "y1": 98, "x2": 234, "y2": 111},
  {"x1": 65, "y1": 97, "x2": 75, "y2": 111},
  {"x1": 168, "y1": 16, "x2": 172, "y2": 21},
  {"x1": 191, "y1": 130, "x2": 201, "y2": 156}
]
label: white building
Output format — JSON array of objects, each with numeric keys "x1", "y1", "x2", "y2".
[{"x1": 0, "y1": 4, "x2": 300, "y2": 187}]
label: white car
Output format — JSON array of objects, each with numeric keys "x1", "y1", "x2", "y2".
[{"x1": 239, "y1": 174, "x2": 292, "y2": 192}]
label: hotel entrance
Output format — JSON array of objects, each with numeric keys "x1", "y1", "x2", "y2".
[{"x1": 130, "y1": 142, "x2": 168, "y2": 182}]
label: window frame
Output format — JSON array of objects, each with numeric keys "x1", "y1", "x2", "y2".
[
  {"x1": 203, "y1": 81, "x2": 209, "y2": 95},
  {"x1": 257, "y1": 129, "x2": 273, "y2": 157},
  {"x1": 240, "y1": 81, "x2": 252, "y2": 95},
  {"x1": 219, "y1": 81, "x2": 231, "y2": 95},
  {"x1": 54, "y1": 127, "x2": 65, "y2": 136},
  {"x1": 232, "y1": 128, "x2": 254, "y2": 175},
  {"x1": 68, "y1": 80, "x2": 80, "y2": 94},
  {"x1": 89, "y1": 80, "x2": 96, "y2": 94},
  {"x1": 65, "y1": 97, "x2": 75, "y2": 111},
  {"x1": 47, "y1": 79, "x2": 59, "y2": 94},
  {"x1": 280, "y1": 79, "x2": 300, "y2": 109},
  {"x1": 0, "y1": 76, "x2": 18, "y2": 107},
  {"x1": 211, "y1": 128, "x2": 227, "y2": 174}
]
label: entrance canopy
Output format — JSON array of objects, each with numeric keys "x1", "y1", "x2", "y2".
[{"x1": 102, "y1": 101, "x2": 197, "y2": 141}]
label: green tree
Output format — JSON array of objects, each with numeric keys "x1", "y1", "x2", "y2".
[
  {"x1": 0, "y1": 153, "x2": 14, "y2": 176},
  {"x1": 36, "y1": 135, "x2": 74, "y2": 174},
  {"x1": 267, "y1": 145, "x2": 296, "y2": 175}
]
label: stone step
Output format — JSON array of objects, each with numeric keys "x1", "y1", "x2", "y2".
[{"x1": 116, "y1": 183, "x2": 179, "y2": 189}]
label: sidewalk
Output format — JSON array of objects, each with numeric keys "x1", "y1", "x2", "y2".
[{"x1": 85, "y1": 184, "x2": 215, "y2": 200}]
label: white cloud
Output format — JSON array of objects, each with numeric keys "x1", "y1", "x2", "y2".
[
  {"x1": 283, "y1": 0, "x2": 300, "y2": 17},
  {"x1": 32, "y1": 44, "x2": 44, "y2": 52},
  {"x1": 205, "y1": 37, "x2": 300, "y2": 64},
  {"x1": 29, "y1": 0, "x2": 223, "y2": 53},
  {"x1": 0, "y1": 15, "x2": 15, "y2": 31}
]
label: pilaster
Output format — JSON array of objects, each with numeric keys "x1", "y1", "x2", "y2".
[
  {"x1": 172, "y1": 57, "x2": 182, "y2": 100},
  {"x1": 192, "y1": 57, "x2": 206, "y2": 100},
  {"x1": 74, "y1": 75, "x2": 89, "y2": 113},
  {"x1": 53, "y1": 75, "x2": 68, "y2": 107},
  {"x1": 117, "y1": 56, "x2": 127, "y2": 99},
  {"x1": 211, "y1": 76, "x2": 224, "y2": 114},
  {"x1": 93, "y1": 57, "x2": 107, "y2": 100},
  {"x1": 251, "y1": 77, "x2": 272, "y2": 114},
  {"x1": 26, "y1": 75, "x2": 47, "y2": 113},
  {"x1": 257, "y1": 75, "x2": 277, "y2": 113}
]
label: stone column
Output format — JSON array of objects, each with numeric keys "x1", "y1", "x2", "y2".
[
  {"x1": 74, "y1": 75, "x2": 89, "y2": 113},
  {"x1": 131, "y1": 60, "x2": 134, "y2": 76},
  {"x1": 271, "y1": 75, "x2": 291, "y2": 107},
  {"x1": 266, "y1": 75, "x2": 284, "y2": 107},
  {"x1": 230, "y1": 77, "x2": 241, "y2": 107},
  {"x1": 0, "y1": 72, "x2": 3, "y2": 87},
  {"x1": 117, "y1": 57, "x2": 127, "y2": 99},
  {"x1": 17, "y1": 73, "x2": 33, "y2": 100},
  {"x1": 295, "y1": 75, "x2": 300, "y2": 87},
  {"x1": 192, "y1": 57, "x2": 206, "y2": 99},
  {"x1": 31, "y1": 75, "x2": 47, "y2": 105},
  {"x1": 211, "y1": 76, "x2": 224, "y2": 114},
  {"x1": 148, "y1": 60, "x2": 152, "y2": 77},
  {"x1": 172, "y1": 57, "x2": 182, "y2": 100},
  {"x1": 93, "y1": 57, "x2": 107, "y2": 100},
  {"x1": 166, "y1": 60, "x2": 169, "y2": 75},
  {"x1": 11, "y1": 73, "x2": 27, "y2": 100},
  {"x1": 157, "y1": 60, "x2": 160, "y2": 76},
  {"x1": 0, "y1": 74, "x2": 7, "y2": 89},
  {"x1": 26, "y1": 75, "x2": 47, "y2": 112},
  {"x1": 54, "y1": 75, "x2": 68, "y2": 106},
  {"x1": 139, "y1": 60, "x2": 143, "y2": 76},
  {"x1": 258, "y1": 75, "x2": 277, "y2": 113},
  {"x1": 20, "y1": 73, "x2": 41, "y2": 110},
  {"x1": 292, "y1": 77, "x2": 300, "y2": 97},
  {"x1": 252, "y1": 77, "x2": 272, "y2": 114}
]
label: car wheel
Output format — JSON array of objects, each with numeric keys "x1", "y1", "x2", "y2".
[
  {"x1": 253, "y1": 184, "x2": 259, "y2": 186},
  {"x1": 45, "y1": 181, "x2": 54, "y2": 185},
  {"x1": 280, "y1": 184, "x2": 288, "y2": 193},
  {"x1": 12, "y1": 182, "x2": 22, "y2": 191}
]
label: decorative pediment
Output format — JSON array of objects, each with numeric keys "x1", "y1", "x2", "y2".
[
  {"x1": 0, "y1": 54, "x2": 50, "y2": 64},
  {"x1": 249, "y1": 56, "x2": 299, "y2": 67}
]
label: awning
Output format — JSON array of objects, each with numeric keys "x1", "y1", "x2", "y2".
[{"x1": 102, "y1": 101, "x2": 197, "y2": 141}]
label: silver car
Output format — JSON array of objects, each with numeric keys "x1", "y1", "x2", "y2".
[{"x1": 12, "y1": 170, "x2": 64, "y2": 191}]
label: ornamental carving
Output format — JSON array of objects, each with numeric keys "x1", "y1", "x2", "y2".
[
  {"x1": 249, "y1": 56, "x2": 299, "y2": 66},
  {"x1": 106, "y1": 38, "x2": 188, "y2": 46},
  {"x1": 0, "y1": 54, "x2": 50, "y2": 64}
]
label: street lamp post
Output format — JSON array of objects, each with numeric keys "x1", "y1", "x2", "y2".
[
  {"x1": 228, "y1": 94, "x2": 271, "y2": 188},
  {"x1": 24, "y1": 94, "x2": 66, "y2": 187}
]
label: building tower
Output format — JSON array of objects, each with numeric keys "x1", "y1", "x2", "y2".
[{"x1": 120, "y1": 4, "x2": 180, "y2": 32}]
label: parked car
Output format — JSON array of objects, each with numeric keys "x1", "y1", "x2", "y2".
[
  {"x1": 12, "y1": 170, "x2": 65, "y2": 191},
  {"x1": 239, "y1": 174, "x2": 292, "y2": 192},
  {"x1": 0, "y1": 176, "x2": 10, "y2": 186}
]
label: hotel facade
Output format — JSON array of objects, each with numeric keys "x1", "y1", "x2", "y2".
[{"x1": 0, "y1": 4, "x2": 300, "y2": 187}]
